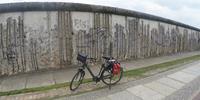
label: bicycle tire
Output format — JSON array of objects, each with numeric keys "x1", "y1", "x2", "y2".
[
  {"x1": 101, "y1": 67, "x2": 123, "y2": 85},
  {"x1": 70, "y1": 70, "x2": 85, "y2": 91}
]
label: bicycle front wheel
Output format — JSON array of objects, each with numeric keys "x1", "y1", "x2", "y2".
[
  {"x1": 70, "y1": 70, "x2": 85, "y2": 91},
  {"x1": 102, "y1": 67, "x2": 123, "y2": 85}
]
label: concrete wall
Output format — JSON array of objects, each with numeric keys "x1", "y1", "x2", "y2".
[{"x1": 0, "y1": 3, "x2": 200, "y2": 76}]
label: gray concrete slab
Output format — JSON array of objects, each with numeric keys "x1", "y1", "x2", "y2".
[
  {"x1": 52, "y1": 68, "x2": 77, "y2": 83},
  {"x1": 0, "y1": 75, "x2": 27, "y2": 92},
  {"x1": 96, "y1": 97, "x2": 111, "y2": 100},
  {"x1": 164, "y1": 75, "x2": 200, "y2": 100},
  {"x1": 26, "y1": 72, "x2": 55, "y2": 88},
  {"x1": 186, "y1": 63, "x2": 200, "y2": 71},
  {"x1": 107, "y1": 90, "x2": 142, "y2": 100},
  {"x1": 0, "y1": 80, "x2": 2, "y2": 91},
  {"x1": 181, "y1": 69, "x2": 200, "y2": 76},
  {"x1": 194, "y1": 63, "x2": 200, "y2": 67},
  {"x1": 0, "y1": 51, "x2": 200, "y2": 93},
  {"x1": 0, "y1": 77, "x2": 3, "y2": 85},
  {"x1": 127, "y1": 85, "x2": 165, "y2": 100},
  {"x1": 144, "y1": 81, "x2": 176, "y2": 96},
  {"x1": 167, "y1": 71, "x2": 196, "y2": 83},
  {"x1": 156, "y1": 77, "x2": 184, "y2": 89},
  {"x1": 56, "y1": 60, "x2": 200, "y2": 100},
  {"x1": 183, "y1": 67, "x2": 200, "y2": 73}
]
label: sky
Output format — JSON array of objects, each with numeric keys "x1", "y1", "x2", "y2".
[{"x1": 0, "y1": 0, "x2": 200, "y2": 28}]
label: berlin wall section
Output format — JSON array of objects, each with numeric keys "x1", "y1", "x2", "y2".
[{"x1": 0, "y1": 4, "x2": 199, "y2": 76}]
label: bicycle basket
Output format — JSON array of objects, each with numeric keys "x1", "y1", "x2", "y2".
[{"x1": 77, "y1": 54, "x2": 87, "y2": 63}]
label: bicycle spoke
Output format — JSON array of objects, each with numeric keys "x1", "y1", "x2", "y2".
[
  {"x1": 103, "y1": 74, "x2": 112, "y2": 79},
  {"x1": 70, "y1": 70, "x2": 84, "y2": 91},
  {"x1": 102, "y1": 67, "x2": 123, "y2": 85}
]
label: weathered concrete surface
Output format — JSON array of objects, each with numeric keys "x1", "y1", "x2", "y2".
[
  {"x1": 55, "y1": 60, "x2": 200, "y2": 100},
  {"x1": 26, "y1": 72, "x2": 55, "y2": 88},
  {"x1": 1, "y1": 57, "x2": 200, "y2": 99},
  {"x1": 0, "y1": 75, "x2": 27, "y2": 91},
  {"x1": 156, "y1": 77, "x2": 184, "y2": 89},
  {"x1": 107, "y1": 91, "x2": 142, "y2": 100},
  {"x1": 0, "y1": 77, "x2": 4, "y2": 91},
  {"x1": 52, "y1": 68, "x2": 76, "y2": 84},
  {"x1": 167, "y1": 71, "x2": 196, "y2": 83},
  {"x1": 0, "y1": 51, "x2": 199, "y2": 92},
  {"x1": 96, "y1": 97, "x2": 110, "y2": 100},
  {"x1": 0, "y1": 2, "x2": 199, "y2": 32},
  {"x1": 182, "y1": 69, "x2": 200, "y2": 76},
  {"x1": 144, "y1": 81, "x2": 176, "y2": 96},
  {"x1": 0, "y1": 2, "x2": 200, "y2": 76},
  {"x1": 127, "y1": 85, "x2": 165, "y2": 100}
]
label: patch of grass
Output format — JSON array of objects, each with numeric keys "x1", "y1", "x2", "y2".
[
  {"x1": 0, "y1": 82, "x2": 70, "y2": 96},
  {"x1": 1, "y1": 54, "x2": 200, "y2": 96},
  {"x1": 82, "y1": 78, "x2": 93, "y2": 83},
  {"x1": 124, "y1": 55, "x2": 200, "y2": 77},
  {"x1": 0, "y1": 78, "x2": 94, "y2": 97}
]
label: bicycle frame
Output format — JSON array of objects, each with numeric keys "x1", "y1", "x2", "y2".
[
  {"x1": 70, "y1": 54, "x2": 123, "y2": 91},
  {"x1": 81, "y1": 63, "x2": 105, "y2": 82}
]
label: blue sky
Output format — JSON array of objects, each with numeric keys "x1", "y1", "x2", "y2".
[{"x1": 1, "y1": 0, "x2": 200, "y2": 28}]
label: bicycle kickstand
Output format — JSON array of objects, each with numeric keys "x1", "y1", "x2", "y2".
[{"x1": 109, "y1": 78, "x2": 111, "y2": 90}]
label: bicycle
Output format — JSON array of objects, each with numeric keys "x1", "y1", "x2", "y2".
[{"x1": 70, "y1": 53, "x2": 123, "y2": 91}]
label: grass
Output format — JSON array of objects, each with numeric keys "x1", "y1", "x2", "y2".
[
  {"x1": 124, "y1": 55, "x2": 200, "y2": 77},
  {"x1": 0, "y1": 83, "x2": 70, "y2": 96},
  {"x1": 0, "y1": 78, "x2": 93, "y2": 96},
  {"x1": 1, "y1": 54, "x2": 200, "y2": 96}
]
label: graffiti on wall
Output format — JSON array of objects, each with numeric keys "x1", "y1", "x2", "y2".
[
  {"x1": 0, "y1": 12, "x2": 200, "y2": 76},
  {"x1": 74, "y1": 19, "x2": 90, "y2": 30},
  {"x1": 127, "y1": 19, "x2": 200, "y2": 58},
  {"x1": 114, "y1": 23, "x2": 126, "y2": 59},
  {"x1": 0, "y1": 17, "x2": 27, "y2": 75},
  {"x1": 75, "y1": 15, "x2": 200, "y2": 61},
  {"x1": 58, "y1": 11, "x2": 73, "y2": 67},
  {"x1": 76, "y1": 26, "x2": 112, "y2": 60},
  {"x1": 75, "y1": 13, "x2": 112, "y2": 60}
]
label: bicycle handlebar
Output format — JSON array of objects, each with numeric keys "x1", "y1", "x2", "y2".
[{"x1": 102, "y1": 56, "x2": 114, "y2": 60}]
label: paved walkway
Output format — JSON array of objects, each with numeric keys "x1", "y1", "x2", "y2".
[
  {"x1": 58, "y1": 60, "x2": 200, "y2": 100},
  {"x1": 98, "y1": 62, "x2": 200, "y2": 100},
  {"x1": 0, "y1": 51, "x2": 200, "y2": 92}
]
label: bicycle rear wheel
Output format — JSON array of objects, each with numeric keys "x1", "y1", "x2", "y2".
[
  {"x1": 102, "y1": 67, "x2": 123, "y2": 85},
  {"x1": 70, "y1": 70, "x2": 85, "y2": 91}
]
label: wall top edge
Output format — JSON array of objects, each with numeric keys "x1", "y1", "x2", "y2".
[{"x1": 0, "y1": 2, "x2": 199, "y2": 32}]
